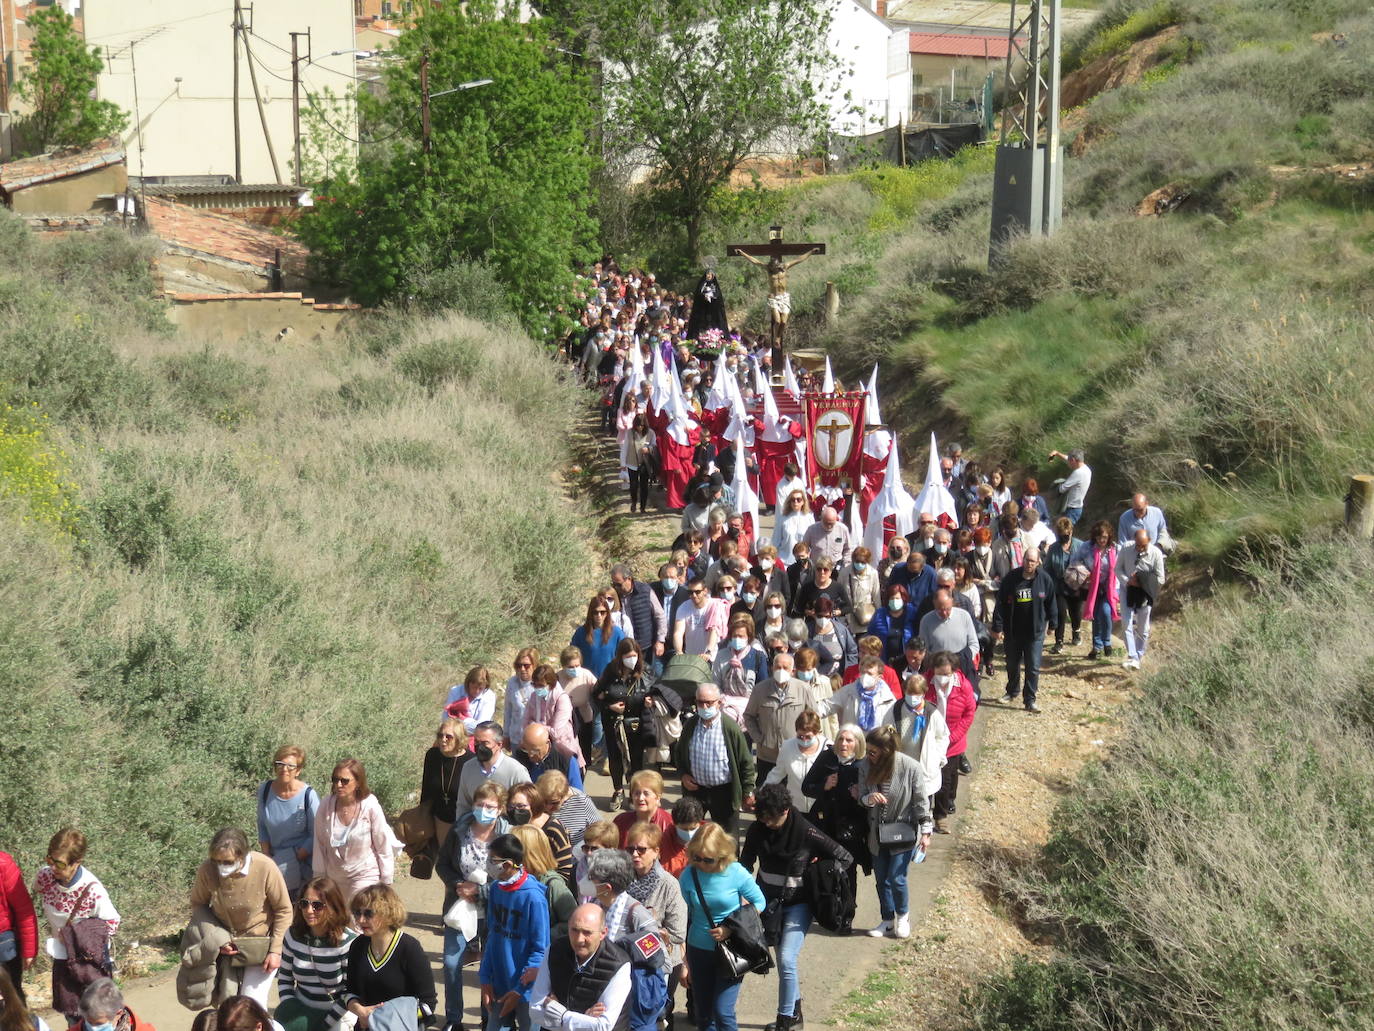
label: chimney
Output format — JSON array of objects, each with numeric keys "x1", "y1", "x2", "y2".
[{"x1": 876, "y1": 0, "x2": 888, "y2": 17}]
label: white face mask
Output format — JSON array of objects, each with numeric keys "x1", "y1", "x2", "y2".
[
  {"x1": 577, "y1": 876, "x2": 599, "y2": 899},
  {"x1": 976, "y1": 545, "x2": 991, "y2": 557},
  {"x1": 861, "y1": 673, "x2": 877, "y2": 689},
  {"x1": 623, "y1": 654, "x2": 639, "y2": 670},
  {"x1": 216, "y1": 862, "x2": 240, "y2": 878},
  {"x1": 935, "y1": 673, "x2": 956, "y2": 688},
  {"x1": 761, "y1": 560, "x2": 774, "y2": 572},
  {"x1": 766, "y1": 606, "x2": 782, "y2": 619}
]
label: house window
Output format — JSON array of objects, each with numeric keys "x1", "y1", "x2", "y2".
[{"x1": 381, "y1": 0, "x2": 393, "y2": 15}]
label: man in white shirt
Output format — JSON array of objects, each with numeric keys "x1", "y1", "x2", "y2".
[
  {"x1": 530, "y1": 905, "x2": 632, "y2": 1031},
  {"x1": 1019, "y1": 506, "x2": 1055, "y2": 553},
  {"x1": 1047, "y1": 448, "x2": 1092, "y2": 525}
]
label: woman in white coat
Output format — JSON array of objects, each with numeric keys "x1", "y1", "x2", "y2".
[
  {"x1": 886, "y1": 676, "x2": 949, "y2": 801},
  {"x1": 762, "y1": 710, "x2": 829, "y2": 809},
  {"x1": 772, "y1": 489, "x2": 813, "y2": 561}
]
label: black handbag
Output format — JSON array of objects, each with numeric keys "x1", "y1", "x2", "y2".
[
  {"x1": 876, "y1": 802, "x2": 917, "y2": 848},
  {"x1": 690, "y1": 869, "x2": 773, "y2": 981}
]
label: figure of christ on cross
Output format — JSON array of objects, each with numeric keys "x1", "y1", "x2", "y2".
[
  {"x1": 728, "y1": 227, "x2": 826, "y2": 368},
  {"x1": 813, "y1": 410, "x2": 855, "y2": 469}
]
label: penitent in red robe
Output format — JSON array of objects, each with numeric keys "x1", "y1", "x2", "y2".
[
  {"x1": 754, "y1": 419, "x2": 803, "y2": 508},
  {"x1": 647, "y1": 408, "x2": 700, "y2": 510},
  {"x1": 859, "y1": 445, "x2": 889, "y2": 522}
]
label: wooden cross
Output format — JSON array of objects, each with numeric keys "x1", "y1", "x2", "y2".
[
  {"x1": 726, "y1": 226, "x2": 827, "y2": 264},
  {"x1": 727, "y1": 225, "x2": 827, "y2": 366}
]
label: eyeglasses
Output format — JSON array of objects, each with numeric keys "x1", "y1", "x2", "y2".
[
  {"x1": 332, "y1": 776, "x2": 353, "y2": 784},
  {"x1": 298, "y1": 899, "x2": 326, "y2": 912},
  {"x1": 592, "y1": 609, "x2": 609, "y2": 615},
  {"x1": 438, "y1": 733, "x2": 457, "y2": 740},
  {"x1": 515, "y1": 662, "x2": 533, "y2": 669},
  {"x1": 629, "y1": 845, "x2": 654, "y2": 854},
  {"x1": 689, "y1": 589, "x2": 705, "y2": 596},
  {"x1": 273, "y1": 761, "x2": 299, "y2": 770},
  {"x1": 351, "y1": 908, "x2": 376, "y2": 920}
]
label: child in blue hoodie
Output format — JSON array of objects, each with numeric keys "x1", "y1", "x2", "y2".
[{"x1": 479, "y1": 834, "x2": 549, "y2": 1031}]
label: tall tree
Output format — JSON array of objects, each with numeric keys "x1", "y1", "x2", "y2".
[
  {"x1": 296, "y1": 1, "x2": 599, "y2": 326},
  {"x1": 15, "y1": 7, "x2": 128, "y2": 155},
  {"x1": 548, "y1": 0, "x2": 844, "y2": 261}
]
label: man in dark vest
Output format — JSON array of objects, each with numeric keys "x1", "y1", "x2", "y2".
[
  {"x1": 513, "y1": 723, "x2": 585, "y2": 792},
  {"x1": 991, "y1": 547, "x2": 1058, "y2": 714},
  {"x1": 530, "y1": 904, "x2": 632, "y2": 1031},
  {"x1": 611, "y1": 563, "x2": 667, "y2": 673}
]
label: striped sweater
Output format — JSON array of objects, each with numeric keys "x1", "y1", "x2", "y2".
[{"x1": 278, "y1": 927, "x2": 358, "y2": 1010}]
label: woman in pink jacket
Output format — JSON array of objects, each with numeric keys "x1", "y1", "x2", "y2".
[
  {"x1": 522, "y1": 664, "x2": 584, "y2": 769},
  {"x1": 313, "y1": 759, "x2": 396, "y2": 908},
  {"x1": 1082, "y1": 520, "x2": 1120, "y2": 660},
  {"x1": 923, "y1": 652, "x2": 977, "y2": 835}
]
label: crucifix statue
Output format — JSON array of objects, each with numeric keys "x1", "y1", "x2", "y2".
[{"x1": 728, "y1": 225, "x2": 826, "y2": 368}]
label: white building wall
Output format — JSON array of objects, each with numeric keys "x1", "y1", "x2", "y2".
[
  {"x1": 825, "y1": 0, "x2": 902, "y2": 136},
  {"x1": 85, "y1": 0, "x2": 356, "y2": 182}
]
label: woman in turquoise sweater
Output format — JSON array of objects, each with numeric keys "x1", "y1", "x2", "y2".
[{"x1": 681, "y1": 823, "x2": 766, "y2": 1031}]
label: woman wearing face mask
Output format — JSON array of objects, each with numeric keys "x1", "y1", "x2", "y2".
[
  {"x1": 436, "y1": 782, "x2": 509, "y2": 1031},
  {"x1": 842, "y1": 547, "x2": 881, "y2": 634},
  {"x1": 969, "y1": 528, "x2": 997, "y2": 665},
  {"x1": 856, "y1": 726, "x2": 932, "y2": 940},
  {"x1": 592, "y1": 638, "x2": 659, "y2": 812},
  {"x1": 65, "y1": 978, "x2": 151, "y2": 1031},
  {"x1": 816, "y1": 657, "x2": 897, "y2": 733},
  {"x1": 444, "y1": 666, "x2": 496, "y2": 742},
  {"x1": 877, "y1": 538, "x2": 909, "y2": 591},
  {"x1": 506, "y1": 783, "x2": 574, "y2": 891},
  {"x1": 712, "y1": 615, "x2": 769, "y2": 728},
  {"x1": 771, "y1": 490, "x2": 812, "y2": 561},
  {"x1": 748, "y1": 546, "x2": 791, "y2": 621},
  {"x1": 1082, "y1": 520, "x2": 1120, "y2": 660},
  {"x1": 734, "y1": 576, "x2": 764, "y2": 621},
  {"x1": 189, "y1": 828, "x2": 292, "y2": 1006},
  {"x1": 805, "y1": 598, "x2": 857, "y2": 679},
  {"x1": 761, "y1": 711, "x2": 829, "y2": 809},
  {"x1": 1019, "y1": 478, "x2": 1052, "y2": 525},
  {"x1": 922, "y1": 652, "x2": 976, "y2": 835},
  {"x1": 799, "y1": 726, "x2": 868, "y2": 933},
  {"x1": 558, "y1": 646, "x2": 603, "y2": 767},
  {"x1": 713, "y1": 575, "x2": 740, "y2": 620},
  {"x1": 740, "y1": 784, "x2": 852, "y2": 1031},
  {"x1": 313, "y1": 760, "x2": 395, "y2": 908},
  {"x1": 864, "y1": 584, "x2": 914, "y2": 667},
  {"x1": 791, "y1": 648, "x2": 834, "y2": 740},
  {"x1": 521, "y1": 665, "x2": 584, "y2": 772},
  {"x1": 33, "y1": 829, "x2": 120, "y2": 1023},
  {"x1": 887, "y1": 676, "x2": 949, "y2": 819},
  {"x1": 755, "y1": 593, "x2": 788, "y2": 645},
  {"x1": 572, "y1": 596, "x2": 626, "y2": 679},
  {"x1": 275, "y1": 877, "x2": 356, "y2": 1031},
  {"x1": 795, "y1": 559, "x2": 850, "y2": 620}
]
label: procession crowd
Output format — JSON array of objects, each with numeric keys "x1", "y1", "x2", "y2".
[{"x1": 0, "y1": 258, "x2": 1175, "y2": 1031}]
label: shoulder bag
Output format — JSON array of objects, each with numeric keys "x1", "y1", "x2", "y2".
[
  {"x1": 690, "y1": 869, "x2": 771, "y2": 981},
  {"x1": 875, "y1": 795, "x2": 917, "y2": 849}
]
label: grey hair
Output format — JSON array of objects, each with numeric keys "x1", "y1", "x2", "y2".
[
  {"x1": 209, "y1": 827, "x2": 249, "y2": 860},
  {"x1": 835, "y1": 724, "x2": 868, "y2": 759},
  {"x1": 946, "y1": 442, "x2": 962, "y2": 455},
  {"x1": 476, "y1": 720, "x2": 505, "y2": 741},
  {"x1": 80, "y1": 978, "x2": 124, "y2": 1020},
  {"x1": 587, "y1": 847, "x2": 636, "y2": 893},
  {"x1": 783, "y1": 618, "x2": 809, "y2": 647},
  {"x1": 1068, "y1": 448, "x2": 1085, "y2": 462},
  {"x1": 1022, "y1": 506, "x2": 1040, "y2": 524},
  {"x1": 609, "y1": 563, "x2": 633, "y2": 580}
]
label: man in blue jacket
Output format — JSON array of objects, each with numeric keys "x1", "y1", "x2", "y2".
[
  {"x1": 991, "y1": 548, "x2": 1058, "y2": 713},
  {"x1": 481, "y1": 835, "x2": 550, "y2": 1031}
]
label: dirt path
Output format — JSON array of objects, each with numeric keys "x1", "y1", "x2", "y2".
[{"x1": 56, "y1": 412, "x2": 1145, "y2": 1031}]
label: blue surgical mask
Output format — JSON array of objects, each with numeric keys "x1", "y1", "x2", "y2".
[
  {"x1": 534, "y1": 687, "x2": 550, "y2": 700},
  {"x1": 889, "y1": 599, "x2": 904, "y2": 612},
  {"x1": 675, "y1": 826, "x2": 698, "y2": 844},
  {"x1": 730, "y1": 637, "x2": 748, "y2": 652},
  {"x1": 742, "y1": 591, "x2": 758, "y2": 604},
  {"x1": 662, "y1": 578, "x2": 679, "y2": 593},
  {"x1": 852, "y1": 561, "x2": 867, "y2": 572},
  {"x1": 562, "y1": 666, "x2": 580, "y2": 676},
  {"x1": 474, "y1": 805, "x2": 499, "y2": 825},
  {"x1": 698, "y1": 705, "x2": 719, "y2": 721},
  {"x1": 798, "y1": 669, "x2": 816, "y2": 682},
  {"x1": 86, "y1": 1022, "x2": 114, "y2": 1031}
]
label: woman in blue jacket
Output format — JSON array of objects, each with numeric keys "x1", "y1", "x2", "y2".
[{"x1": 865, "y1": 583, "x2": 915, "y2": 666}]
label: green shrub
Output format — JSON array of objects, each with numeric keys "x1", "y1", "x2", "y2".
[
  {"x1": 395, "y1": 334, "x2": 484, "y2": 392},
  {"x1": 0, "y1": 402, "x2": 82, "y2": 539},
  {"x1": 161, "y1": 348, "x2": 267, "y2": 428},
  {"x1": 970, "y1": 539, "x2": 1374, "y2": 1031},
  {"x1": 402, "y1": 258, "x2": 517, "y2": 325}
]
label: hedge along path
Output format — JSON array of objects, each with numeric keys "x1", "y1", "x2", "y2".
[{"x1": 80, "y1": 411, "x2": 960, "y2": 1031}]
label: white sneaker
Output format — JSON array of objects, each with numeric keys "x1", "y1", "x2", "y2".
[
  {"x1": 866, "y1": 920, "x2": 891, "y2": 938},
  {"x1": 1122, "y1": 658, "x2": 1140, "y2": 670},
  {"x1": 893, "y1": 914, "x2": 911, "y2": 939}
]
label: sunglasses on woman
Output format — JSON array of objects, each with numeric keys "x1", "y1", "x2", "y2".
[
  {"x1": 298, "y1": 899, "x2": 326, "y2": 912},
  {"x1": 351, "y1": 908, "x2": 376, "y2": 920}
]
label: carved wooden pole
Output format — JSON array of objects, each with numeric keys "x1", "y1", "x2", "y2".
[{"x1": 1347, "y1": 474, "x2": 1374, "y2": 539}]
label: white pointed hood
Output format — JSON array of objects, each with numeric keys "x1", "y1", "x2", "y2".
[
  {"x1": 863, "y1": 363, "x2": 891, "y2": 460},
  {"x1": 783, "y1": 355, "x2": 801, "y2": 399},
  {"x1": 911, "y1": 432, "x2": 958, "y2": 525},
  {"x1": 821, "y1": 355, "x2": 835, "y2": 393},
  {"x1": 863, "y1": 435, "x2": 916, "y2": 556}
]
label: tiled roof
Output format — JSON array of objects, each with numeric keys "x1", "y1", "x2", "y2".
[
  {"x1": 141, "y1": 182, "x2": 304, "y2": 197},
  {"x1": 908, "y1": 32, "x2": 1020, "y2": 57},
  {"x1": 0, "y1": 142, "x2": 125, "y2": 193},
  {"x1": 144, "y1": 196, "x2": 309, "y2": 273}
]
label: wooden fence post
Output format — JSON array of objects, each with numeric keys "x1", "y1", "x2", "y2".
[{"x1": 1347, "y1": 474, "x2": 1374, "y2": 538}]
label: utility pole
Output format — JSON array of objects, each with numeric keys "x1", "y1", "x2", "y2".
[
  {"x1": 289, "y1": 29, "x2": 311, "y2": 185},
  {"x1": 420, "y1": 50, "x2": 431, "y2": 157},
  {"x1": 988, "y1": 0, "x2": 1062, "y2": 262},
  {"x1": 239, "y1": 17, "x2": 284, "y2": 183},
  {"x1": 232, "y1": 1, "x2": 242, "y2": 182}
]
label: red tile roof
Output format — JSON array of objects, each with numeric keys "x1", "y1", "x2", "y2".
[
  {"x1": 0, "y1": 141, "x2": 125, "y2": 193},
  {"x1": 908, "y1": 32, "x2": 1020, "y2": 57},
  {"x1": 144, "y1": 196, "x2": 308, "y2": 273}
]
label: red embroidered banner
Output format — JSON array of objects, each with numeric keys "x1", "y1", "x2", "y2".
[{"x1": 804, "y1": 392, "x2": 867, "y2": 493}]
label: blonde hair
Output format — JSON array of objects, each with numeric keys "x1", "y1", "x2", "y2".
[
  {"x1": 536, "y1": 770, "x2": 569, "y2": 805},
  {"x1": 472, "y1": 781, "x2": 508, "y2": 809},
  {"x1": 559, "y1": 646, "x2": 582, "y2": 667},
  {"x1": 686, "y1": 821, "x2": 736, "y2": 867},
  {"x1": 582, "y1": 819, "x2": 621, "y2": 849},
  {"x1": 273, "y1": 744, "x2": 306, "y2": 769},
  {"x1": 512, "y1": 825, "x2": 556, "y2": 875},
  {"x1": 625, "y1": 821, "x2": 662, "y2": 848},
  {"x1": 627, "y1": 769, "x2": 664, "y2": 797},
  {"x1": 350, "y1": 883, "x2": 406, "y2": 930}
]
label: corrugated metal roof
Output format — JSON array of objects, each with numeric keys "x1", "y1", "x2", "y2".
[
  {"x1": 141, "y1": 182, "x2": 302, "y2": 197},
  {"x1": 908, "y1": 32, "x2": 1020, "y2": 57}
]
